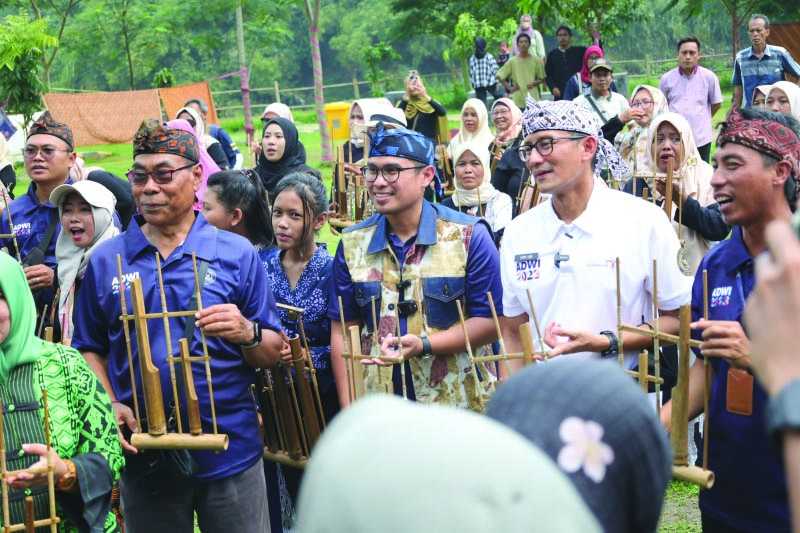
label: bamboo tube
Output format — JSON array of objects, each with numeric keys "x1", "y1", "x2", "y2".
[
  {"x1": 524, "y1": 288, "x2": 545, "y2": 355},
  {"x1": 616, "y1": 257, "x2": 625, "y2": 366},
  {"x1": 638, "y1": 351, "x2": 650, "y2": 394},
  {"x1": 131, "y1": 432, "x2": 229, "y2": 451},
  {"x1": 673, "y1": 465, "x2": 715, "y2": 489},
  {"x1": 117, "y1": 255, "x2": 142, "y2": 428},
  {"x1": 258, "y1": 373, "x2": 282, "y2": 453},
  {"x1": 155, "y1": 254, "x2": 182, "y2": 433},
  {"x1": 131, "y1": 277, "x2": 167, "y2": 436},
  {"x1": 289, "y1": 336, "x2": 322, "y2": 450},
  {"x1": 618, "y1": 325, "x2": 703, "y2": 349},
  {"x1": 653, "y1": 259, "x2": 661, "y2": 414},
  {"x1": 338, "y1": 297, "x2": 354, "y2": 404},
  {"x1": 664, "y1": 160, "x2": 673, "y2": 220},
  {"x1": 702, "y1": 269, "x2": 711, "y2": 472},
  {"x1": 519, "y1": 323, "x2": 535, "y2": 365},
  {"x1": 348, "y1": 325, "x2": 365, "y2": 399},
  {"x1": 191, "y1": 254, "x2": 219, "y2": 435},
  {"x1": 295, "y1": 318, "x2": 325, "y2": 429},
  {"x1": 262, "y1": 449, "x2": 307, "y2": 469},
  {"x1": 487, "y1": 292, "x2": 513, "y2": 377},
  {"x1": 178, "y1": 340, "x2": 202, "y2": 436},
  {"x1": 3, "y1": 519, "x2": 62, "y2": 533},
  {"x1": 266, "y1": 364, "x2": 303, "y2": 460},
  {"x1": 23, "y1": 498, "x2": 33, "y2": 533},
  {"x1": 670, "y1": 305, "x2": 692, "y2": 466}
]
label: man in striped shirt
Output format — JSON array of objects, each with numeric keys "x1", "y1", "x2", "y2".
[{"x1": 732, "y1": 14, "x2": 800, "y2": 109}]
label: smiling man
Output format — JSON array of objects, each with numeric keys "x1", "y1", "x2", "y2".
[
  {"x1": 660, "y1": 108, "x2": 800, "y2": 532},
  {"x1": 500, "y1": 99, "x2": 690, "y2": 373},
  {"x1": 71, "y1": 119, "x2": 283, "y2": 533},
  {"x1": 328, "y1": 123, "x2": 501, "y2": 412},
  {"x1": 0, "y1": 112, "x2": 75, "y2": 323}
]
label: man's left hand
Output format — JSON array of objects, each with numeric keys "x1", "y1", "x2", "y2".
[
  {"x1": 691, "y1": 319, "x2": 752, "y2": 369},
  {"x1": 196, "y1": 304, "x2": 253, "y2": 345},
  {"x1": 5, "y1": 444, "x2": 69, "y2": 489},
  {"x1": 543, "y1": 322, "x2": 609, "y2": 357},
  {"x1": 364, "y1": 334, "x2": 422, "y2": 366},
  {"x1": 24, "y1": 264, "x2": 54, "y2": 291}
]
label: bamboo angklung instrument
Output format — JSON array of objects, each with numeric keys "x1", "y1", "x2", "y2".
[
  {"x1": 0, "y1": 389, "x2": 61, "y2": 533},
  {"x1": 0, "y1": 195, "x2": 23, "y2": 263},
  {"x1": 335, "y1": 144, "x2": 348, "y2": 217},
  {"x1": 117, "y1": 255, "x2": 228, "y2": 452}
]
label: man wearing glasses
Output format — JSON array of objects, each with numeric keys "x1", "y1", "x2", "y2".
[
  {"x1": 500, "y1": 100, "x2": 691, "y2": 372},
  {"x1": 659, "y1": 37, "x2": 723, "y2": 162},
  {"x1": 328, "y1": 123, "x2": 502, "y2": 412},
  {"x1": 0, "y1": 112, "x2": 75, "y2": 314},
  {"x1": 71, "y1": 119, "x2": 283, "y2": 532}
]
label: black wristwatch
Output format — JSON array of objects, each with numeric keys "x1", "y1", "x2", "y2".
[
  {"x1": 767, "y1": 379, "x2": 800, "y2": 440},
  {"x1": 239, "y1": 320, "x2": 262, "y2": 349},
  {"x1": 599, "y1": 330, "x2": 619, "y2": 358},
  {"x1": 419, "y1": 334, "x2": 433, "y2": 358}
]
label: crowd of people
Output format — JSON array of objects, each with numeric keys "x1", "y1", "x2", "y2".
[{"x1": 1, "y1": 10, "x2": 800, "y2": 533}]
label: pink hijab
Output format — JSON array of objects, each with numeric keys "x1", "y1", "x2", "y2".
[
  {"x1": 166, "y1": 118, "x2": 221, "y2": 210},
  {"x1": 580, "y1": 45, "x2": 605, "y2": 84}
]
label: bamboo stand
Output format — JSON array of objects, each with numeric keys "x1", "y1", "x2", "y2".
[
  {"x1": 260, "y1": 304, "x2": 326, "y2": 469},
  {"x1": 116, "y1": 253, "x2": 228, "y2": 452},
  {"x1": 0, "y1": 389, "x2": 60, "y2": 532}
]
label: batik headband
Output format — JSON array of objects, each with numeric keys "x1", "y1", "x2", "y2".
[
  {"x1": 132, "y1": 119, "x2": 199, "y2": 162},
  {"x1": 521, "y1": 98, "x2": 630, "y2": 181},
  {"x1": 28, "y1": 111, "x2": 74, "y2": 150},
  {"x1": 718, "y1": 109, "x2": 800, "y2": 177},
  {"x1": 368, "y1": 122, "x2": 435, "y2": 166}
]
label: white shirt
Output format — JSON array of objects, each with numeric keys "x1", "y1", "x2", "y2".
[
  {"x1": 573, "y1": 92, "x2": 629, "y2": 124},
  {"x1": 501, "y1": 178, "x2": 692, "y2": 368}
]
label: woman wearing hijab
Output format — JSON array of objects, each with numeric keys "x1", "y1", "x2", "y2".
[
  {"x1": 51, "y1": 181, "x2": 119, "y2": 346},
  {"x1": 261, "y1": 102, "x2": 295, "y2": 124},
  {"x1": 254, "y1": 117, "x2": 320, "y2": 201},
  {"x1": 442, "y1": 141, "x2": 512, "y2": 245},
  {"x1": 752, "y1": 84, "x2": 772, "y2": 107},
  {"x1": 648, "y1": 112, "x2": 725, "y2": 276},
  {"x1": 0, "y1": 252, "x2": 124, "y2": 532},
  {"x1": 487, "y1": 359, "x2": 671, "y2": 533},
  {"x1": 617, "y1": 84, "x2": 669, "y2": 192},
  {"x1": 766, "y1": 81, "x2": 800, "y2": 121},
  {"x1": 69, "y1": 156, "x2": 134, "y2": 230},
  {"x1": 396, "y1": 71, "x2": 447, "y2": 144},
  {"x1": 175, "y1": 106, "x2": 229, "y2": 170},
  {"x1": 447, "y1": 98, "x2": 494, "y2": 159},
  {"x1": 166, "y1": 118, "x2": 221, "y2": 211},
  {"x1": 563, "y1": 45, "x2": 616, "y2": 101},
  {"x1": 489, "y1": 98, "x2": 526, "y2": 208},
  {"x1": 296, "y1": 396, "x2": 601, "y2": 533}
]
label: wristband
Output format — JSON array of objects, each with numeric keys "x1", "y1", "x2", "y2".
[
  {"x1": 420, "y1": 335, "x2": 433, "y2": 358},
  {"x1": 599, "y1": 330, "x2": 618, "y2": 358},
  {"x1": 767, "y1": 379, "x2": 800, "y2": 441}
]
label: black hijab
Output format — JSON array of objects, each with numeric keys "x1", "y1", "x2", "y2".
[
  {"x1": 254, "y1": 117, "x2": 308, "y2": 192},
  {"x1": 474, "y1": 37, "x2": 487, "y2": 59}
]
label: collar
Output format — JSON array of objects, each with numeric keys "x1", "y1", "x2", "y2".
[
  {"x1": 26, "y1": 178, "x2": 72, "y2": 207},
  {"x1": 748, "y1": 45, "x2": 772, "y2": 59},
  {"x1": 542, "y1": 177, "x2": 607, "y2": 241},
  {"x1": 679, "y1": 65, "x2": 699, "y2": 77},
  {"x1": 722, "y1": 226, "x2": 753, "y2": 276},
  {"x1": 367, "y1": 200, "x2": 438, "y2": 255},
  {"x1": 124, "y1": 212, "x2": 216, "y2": 264},
  {"x1": 589, "y1": 91, "x2": 612, "y2": 101}
]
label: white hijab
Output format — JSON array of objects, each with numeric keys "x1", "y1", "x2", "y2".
[
  {"x1": 646, "y1": 112, "x2": 715, "y2": 275},
  {"x1": 452, "y1": 141, "x2": 499, "y2": 207},
  {"x1": 54, "y1": 181, "x2": 119, "y2": 340},
  {"x1": 262, "y1": 102, "x2": 294, "y2": 123},
  {"x1": 175, "y1": 106, "x2": 218, "y2": 149},
  {"x1": 769, "y1": 81, "x2": 800, "y2": 121},
  {"x1": 349, "y1": 97, "x2": 393, "y2": 147},
  {"x1": 449, "y1": 98, "x2": 494, "y2": 156}
]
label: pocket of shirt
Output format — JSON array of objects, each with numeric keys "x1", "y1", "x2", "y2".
[
  {"x1": 422, "y1": 277, "x2": 466, "y2": 330},
  {"x1": 353, "y1": 281, "x2": 382, "y2": 333}
]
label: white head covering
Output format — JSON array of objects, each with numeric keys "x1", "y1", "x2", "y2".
[
  {"x1": 52, "y1": 181, "x2": 119, "y2": 340},
  {"x1": 646, "y1": 112, "x2": 715, "y2": 274},
  {"x1": 452, "y1": 141, "x2": 499, "y2": 206},
  {"x1": 615, "y1": 85, "x2": 669, "y2": 178},
  {"x1": 768, "y1": 81, "x2": 800, "y2": 121},
  {"x1": 175, "y1": 106, "x2": 218, "y2": 149},
  {"x1": 262, "y1": 102, "x2": 294, "y2": 123},
  {"x1": 753, "y1": 84, "x2": 773, "y2": 106},
  {"x1": 296, "y1": 396, "x2": 601, "y2": 533},
  {"x1": 449, "y1": 98, "x2": 494, "y2": 156},
  {"x1": 349, "y1": 97, "x2": 394, "y2": 147}
]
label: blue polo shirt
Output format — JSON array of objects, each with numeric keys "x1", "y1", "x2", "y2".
[
  {"x1": 692, "y1": 226, "x2": 788, "y2": 531},
  {"x1": 732, "y1": 44, "x2": 800, "y2": 108},
  {"x1": 71, "y1": 213, "x2": 281, "y2": 481},
  {"x1": 329, "y1": 201, "x2": 501, "y2": 398},
  {"x1": 0, "y1": 182, "x2": 68, "y2": 268}
]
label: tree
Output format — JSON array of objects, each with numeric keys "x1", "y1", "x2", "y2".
[
  {"x1": 300, "y1": 0, "x2": 332, "y2": 162},
  {"x1": 363, "y1": 41, "x2": 399, "y2": 96},
  {"x1": 446, "y1": 13, "x2": 516, "y2": 86},
  {"x1": 0, "y1": 14, "x2": 57, "y2": 127},
  {"x1": 27, "y1": 0, "x2": 83, "y2": 87}
]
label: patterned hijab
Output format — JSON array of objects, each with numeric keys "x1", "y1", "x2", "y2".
[
  {"x1": 616, "y1": 85, "x2": 669, "y2": 177},
  {"x1": 0, "y1": 253, "x2": 58, "y2": 382},
  {"x1": 492, "y1": 97, "x2": 523, "y2": 146}
]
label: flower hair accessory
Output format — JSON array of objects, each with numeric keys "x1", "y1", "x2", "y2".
[{"x1": 557, "y1": 416, "x2": 615, "y2": 483}]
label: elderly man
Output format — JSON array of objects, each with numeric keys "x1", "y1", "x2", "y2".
[
  {"x1": 71, "y1": 120, "x2": 283, "y2": 533},
  {"x1": 500, "y1": 99, "x2": 690, "y2": 371},
  {"x1": 662, "y1": 108, "x2": 799, "y2": 532},
  {"x1": 0, "y1": 112, "x2": 74, "y2": 319},
  {"x1": 732, "y1": 14, "x2": 800, "y2": 110},
  {"x1": 328, "y1": 123, "x2": 501, "y2": 412}
]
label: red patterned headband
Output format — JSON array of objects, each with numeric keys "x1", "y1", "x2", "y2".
[{"x1": 717, "y1": 110, "x2": 800, "y2": 176}]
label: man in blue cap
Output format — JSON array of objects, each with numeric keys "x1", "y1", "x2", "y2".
[{"x1": 329, "y1": 123, "x2": 502, "y2": 412}]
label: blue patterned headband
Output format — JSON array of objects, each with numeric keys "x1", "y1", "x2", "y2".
[{"x1": 368, "y1": 122, "x2": 435, "y2": 166}]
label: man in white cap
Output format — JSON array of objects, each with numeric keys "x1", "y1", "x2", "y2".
[{"x1": 500, "y1": 98, "x2": 691, "y2": 371}]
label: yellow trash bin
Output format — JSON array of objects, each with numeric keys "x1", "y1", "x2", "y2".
[{"x1": 325, "y1": 101, "x2": 351, "y2": 141}]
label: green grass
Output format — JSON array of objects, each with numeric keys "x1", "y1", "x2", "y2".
[{"x1": 659, "y1": 481, "x2": 701, "y2": 531}]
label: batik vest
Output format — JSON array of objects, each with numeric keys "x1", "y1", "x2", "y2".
[{"x1": 342, "y1": 210, "x2": 495, "y2": 412}]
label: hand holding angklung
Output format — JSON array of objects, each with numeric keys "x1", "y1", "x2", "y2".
[
  {"x1": 4, "y1": 444, "x2": 68, "y2": 489},
  {"x1": 543, "y1": 322, "x2": 608, "y2": 357},
  {"x1": 23, "y1": 264, "x2": 54, "y2": 290},
  {"x1": 196, "y1": 304, "x2": 251, "y2": 344},
  {"x1": 690, "y1": 319, "x2": 751, "y2": 369},
  {"x1": 112, "y1": 402, "x2": 138, "y2": 454}
]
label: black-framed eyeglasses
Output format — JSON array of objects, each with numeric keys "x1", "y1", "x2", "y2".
[
  {"x1": 126, "y1": 163, "x2": 196, "y2": 185},
  {"x1": 518, "y1": 135, "x2": 585, "y2": 161},
  {"x1": 361, "y1": 164, "x2": 427, "y2": 183},
  {"x1": 630, "y1": 99, "x2": 654, "y2": 108},
  {"x1": 23, "y1": 145, "x2": 71, "y2": 160}
]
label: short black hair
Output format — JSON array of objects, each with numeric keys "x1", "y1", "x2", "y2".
[
  {"x1": 206, "y1": 169, "x2": 273, "y2": 247},
  {"x1": 516, "y1": 33, "x2": 531, "y2": 45},
  {"x1": 677, "y1": 37, "x2": 701, "y2": 51},
  {"x1": 556, "y1": 25, "x2": 572, "y2": 36}
]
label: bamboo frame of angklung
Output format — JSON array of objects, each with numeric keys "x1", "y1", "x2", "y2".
[
  {"x1": 615, "y1": 257, "x2": 714, "y2": 489},
  {"x1": 0, "y1": 194, "x2": 23, "y2": 264},
  {"x1": 115, "y1": 252, "x2": 228, "y2": 452},
  {"x1": 260, "y1": 303, "x2": 326, "y2": 469},
  {"x1": 329, "y1": 133, "x2": 371, "y2": 233},
  {"x1": 0, "y1": 389, "x2": 60, "y2": 533}
]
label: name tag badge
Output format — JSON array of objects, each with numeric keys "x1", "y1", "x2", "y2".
[
  {"x1": 514, "y1": 253, "x2": 540, "y2": 281},
  {"x1": 726, "y1": 368, "x2": 753, "y2": 416}
]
